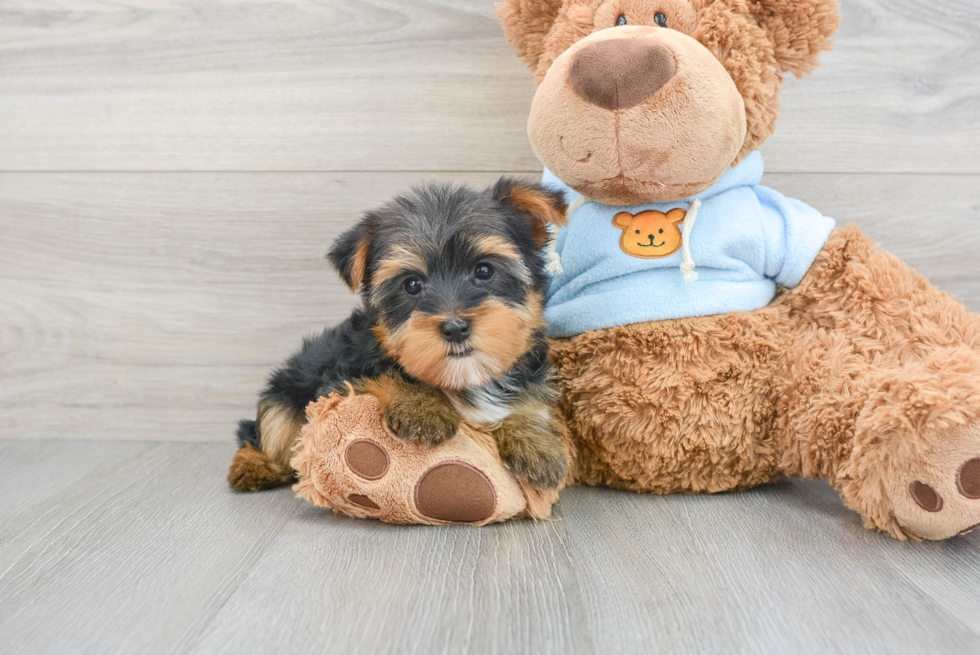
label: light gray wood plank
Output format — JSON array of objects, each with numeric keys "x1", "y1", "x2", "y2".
[
  {"x1": 5, "y1": 441, "x2": 980, "y2": 654},
  {"x1": 760, "y1": 0, "x2": 980, "y2": 174},
  {"x1": 0, "y1": 0, "x2": 978, "y2": 174},
  {"x1": 0, "y1": 439, "x2": 154, "y2": 529},
  {"x1": 559, "y1": 482, "x2": 980, "y2": 653},
  {"x1": 787, "y1": 478, "x2": 980, "y2": 639},
  {"x1": 764, "y1": 173, "x2": 980, "y2": 306},
  {"x1": 2, "y1": 171, "x2": 978, "y2": 443},
  {"x1": 186, "y1": 503, "x2": 593, "y2": 655},
  {"x1": 0, "y1": 441, "x2": 302, "y2": 655}
]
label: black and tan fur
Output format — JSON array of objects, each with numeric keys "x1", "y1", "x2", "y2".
[{"x1": 228, "y1": 179, "x2": 569, "y2": 491}]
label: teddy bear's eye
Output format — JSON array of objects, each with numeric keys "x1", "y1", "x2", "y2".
[
  {"x1": 635, "y1": 229, "x2": 640, "y2": 234},
  {"x1": 659, "y1": 228, "x2": 664, "y2": 234},
  {"x1": 654, "y1": 12, "x2": 668, "y2": 28},
  {"x1": 616, "y1": 14, "x2": 628, "y2": 27}
]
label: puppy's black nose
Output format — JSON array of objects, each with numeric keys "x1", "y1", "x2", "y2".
[{"x1": 441, "y1": 317, "x2": 472, "y2": 343}]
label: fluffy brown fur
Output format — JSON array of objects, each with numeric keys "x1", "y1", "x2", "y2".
[{"x1": 551, "y1": 225, "x2": 980, "y2": 540}]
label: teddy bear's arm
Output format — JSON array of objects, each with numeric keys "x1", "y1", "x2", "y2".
[{"x1": 756, "y1": 185, "x2": 837, "y2": 289}]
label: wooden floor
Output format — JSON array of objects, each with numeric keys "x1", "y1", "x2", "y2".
[
  {"x1": 3, "y1": 0, "x2": 980, "y2": 652},
  {"x1": 1, "y1": 440, "x2": 980, "y2": 655}
]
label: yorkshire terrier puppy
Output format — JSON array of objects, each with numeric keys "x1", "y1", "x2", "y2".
[{"x1": 228, "y1": 179, "x2": 569, "y2": 492}]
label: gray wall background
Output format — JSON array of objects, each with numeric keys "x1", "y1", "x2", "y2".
[{"x1": 2, "y1": 0, "x2": 978, "y2": 442}]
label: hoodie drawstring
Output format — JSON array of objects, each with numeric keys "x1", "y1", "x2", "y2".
[
  {"x1": 680, "y1": 198, "x2": 701, "y2": 284},
  {"x1": 545, "y1": 194, "x2": 590, "y2": 276}
]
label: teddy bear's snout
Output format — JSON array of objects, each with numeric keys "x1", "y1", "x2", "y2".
[{"x1": 568, "y1": 38, "x2": 675, "y2": 111}]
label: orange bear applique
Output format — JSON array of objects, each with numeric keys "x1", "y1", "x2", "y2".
[{"x1": 612, "y1": 208, "x2": 687, "y2": 259}]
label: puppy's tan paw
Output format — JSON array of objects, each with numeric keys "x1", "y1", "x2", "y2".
[
  {"x1": 499, "y1": 439, "x2": 567, "y2": 489},
  {"x1": 384, "y1": 399, "x2": 458, "y2": 447},
  {"x1": 227, "y1": 445, "x2": 293, "y2": 492}
]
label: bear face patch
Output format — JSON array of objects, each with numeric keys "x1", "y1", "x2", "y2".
[{"x1": 612, "y1": 208, "x2": 687, "y2": 259}]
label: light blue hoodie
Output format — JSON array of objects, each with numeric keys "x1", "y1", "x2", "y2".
[{"x1": 542, "y1": 152, "x2": 836, "y2": 338}]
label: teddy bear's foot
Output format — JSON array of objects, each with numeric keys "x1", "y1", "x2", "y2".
[
  {"x1": 875, "y1": 422, "x2": 980, "y2": 541},
  {"x1": 838, "y1": 350, "x2": 980, "y2": 540},
  {"x1": 291, "y1": 392, "x2": 561, "y2": 525}
]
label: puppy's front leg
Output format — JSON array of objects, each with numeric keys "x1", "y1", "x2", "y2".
[
  {"x1": 356, "y1": 375, "x2": 460, "y2": 447},
  {"x1": 493, "y1": 402, "x2": 567, "y2": 488}
]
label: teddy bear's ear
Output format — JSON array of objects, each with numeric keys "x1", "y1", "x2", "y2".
[
  {"x1": 667, "y1": 208, "x2": 686, "y2": 225},
  {"x1": 327, "y1": 214, "x2": 374, "y2": 293},
  {"x1": 491, "y1": 178, "x2": 568, "y2": 248},
  {"x1": 496, "y1": 0, "x2": 564, "y2": 72},
  {"x1": 612, "y1": 212, "x2": 633, "y2": 229},
  {"x1": 749, "y1": 0, "x2": 841, "y2": 78}
]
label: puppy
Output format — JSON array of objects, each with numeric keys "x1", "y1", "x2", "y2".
[{"x1": 228, "y1": 179, "x2": 569, "y2": 492}]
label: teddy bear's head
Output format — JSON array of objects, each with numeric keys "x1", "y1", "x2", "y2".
[{"x1": 498, "y1": 0, "x2": 840, "y2": 205}]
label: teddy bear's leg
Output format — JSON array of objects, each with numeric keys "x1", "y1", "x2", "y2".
[
  {"x1": 549, "y1": 308, "x2": 787, "y2": 494},
  {"x1": 777, "y1": 225, "x2": 980, "y2": 540},
  {"x1": 291, "y1": 391, "x2": 571, "y2": 525}
]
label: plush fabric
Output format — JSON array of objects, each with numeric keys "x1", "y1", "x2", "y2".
[
  {"x1": 542, "y1": 152, "x2": 836, "y2": 336},
  {"x1": 509, "y1": 0, "x2": 839, "y2": 206},
  {"x1": 550, "y1": 225, "x2": 980, "y2": 540},
  {"x1": 528, "y1": 25, "x2": 747, "y2": 205},
  {"x1": 293, "y1": 392, "x2": 569, "y2": 525}
]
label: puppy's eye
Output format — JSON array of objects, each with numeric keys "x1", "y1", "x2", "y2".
[
  {"x1": 404, "y1": 277, "x2": 423, "y2": 296},
  {"x1": 616, "y1": 14, "x2": 627, "y2": 26},
  {"x1": 654, "y1": 12, "x2": 667, "y2": 28},
  {"x1": 474, "y1": 263, "x2": 494, "y2": 281}
]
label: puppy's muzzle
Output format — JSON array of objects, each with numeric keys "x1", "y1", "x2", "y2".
[
  {"x1": 569, "y1": 39, "x2": 676, "y2": 111},
  {"x1": 441, "y1": 317, "x2": 472, "y2": 344}
]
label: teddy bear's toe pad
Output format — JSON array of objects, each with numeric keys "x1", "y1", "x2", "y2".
[
  {"x1": 909, "y1": 481, "x2": 943, "y2": 512},
  {"x1": 345, "y1": 439, "x2": 389, "y2": 480},
  {"x1": 414, "y1": 461, "x2": 496, "y2": 522},
  {"x1": 957, "y1": 458, "x2": 980, "y2": 499}
]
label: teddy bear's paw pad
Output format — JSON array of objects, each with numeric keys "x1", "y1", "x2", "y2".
[
  {"x1": 909, "y1": 481, "x2": 944, "y2": 513},
  {"x1": 345, "y1": 439, "x2": 389, "y2": 481},
  {"x1": 413, "y1": 461, "x2": 496, "y2": 523},
  {"x1": 895, "y1": 449, "x2": 980, "y2": 539},
  {"x1": 957, "y1": 458, "x2": 980, "y2": 499}
]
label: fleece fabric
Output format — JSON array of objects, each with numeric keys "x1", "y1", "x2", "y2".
[{"x1": 542, "y1": 152, "x2": 836, "y2": 337}]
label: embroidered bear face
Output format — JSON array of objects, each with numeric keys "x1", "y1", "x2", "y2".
[{"x1": 612, "y1": 208, "x2": 686, "y2": 259}]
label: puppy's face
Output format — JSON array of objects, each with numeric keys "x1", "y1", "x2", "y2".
[{"x1": 328, "y1": 179, "x2": 566, "y2": 390}]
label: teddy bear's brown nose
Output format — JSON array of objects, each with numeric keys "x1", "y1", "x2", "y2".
[{"x1": 568, "y1": 39, "x2": 676, "y2": 111}]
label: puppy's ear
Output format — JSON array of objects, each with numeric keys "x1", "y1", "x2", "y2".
[
  {"x1": 750, "y1": 0, "x2": 840, "y2": 77},
  {"x1": 492, "y1": 178, "x2": 568, "y2": 249},
  {"x1": 327, "y1": 215, "x2": 373, "y2": 293}
]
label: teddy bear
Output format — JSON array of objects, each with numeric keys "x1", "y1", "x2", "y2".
[{"x1": 292, "y1": 0, "x2": 980, "y2": 541}]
